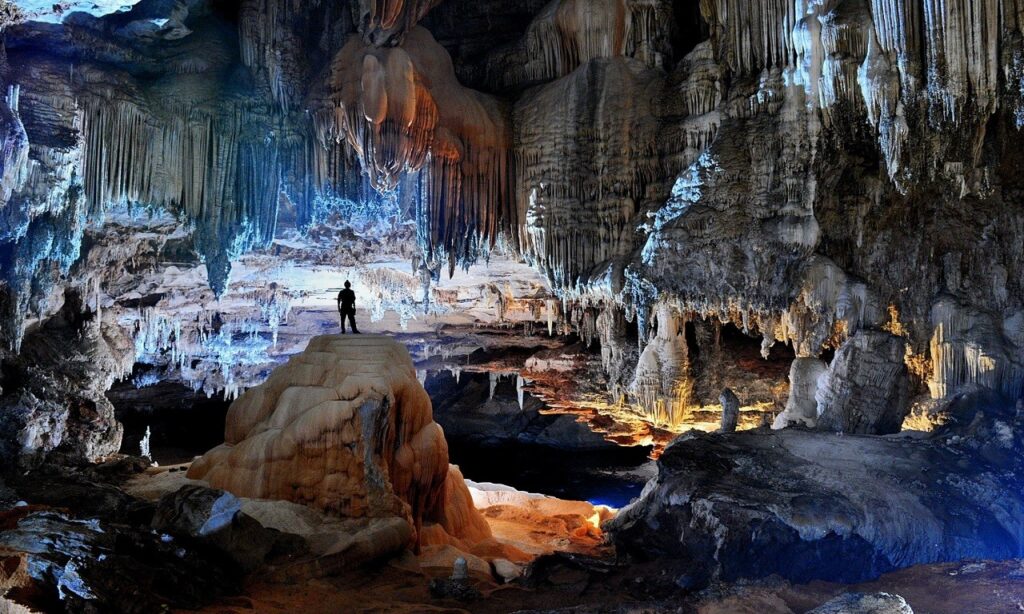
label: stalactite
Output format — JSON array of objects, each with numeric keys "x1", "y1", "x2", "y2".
[
  {"x1": 626, "y1": 0, "x2": 675, "y2": 68},
  {"x1": 701, "y1": 0, "x2": 798, "y2": 75},
  {"x1": 928, "y1": 298, "x2": 1024, "y2": 401},
  {"x1": 0, "y1": 194, "x2": 88, "y2": 350},
  {"x1": 515, "y1": 57, "x2": 660, "y2": 292},
  {"x1": 869, "y1": 0, "x2": 921, "y2": 62},
  {"x1": 355, "y1": 0, "x2": 443, "y2": 45},
  {"x1": 520, "y1": 0, "x2": 631, "y2": 84},
  {"x1": 238, "y1": 0, "x2": 334, "y2": 111},
  {"x1": 0, "y1": 83, "x2": 28, "y2": 208},
  {"x1": 816, "y1": 0, "x2": 871, "y2": 115},
  {"x1": 359, "y1": 266, "x2": 421, "y2": 326},
  {"x1": 79, "y1": 99, "x2": 285, "y2": 295},
  {"x1": 859, "y1": 24, "x2": 910, "y2": 188},
  {"x1": 922, "y1": 0, "x2": 1001, "y2": 123},
  {"x1": 314, "y1": 27, "x2": 515, "y2": 273},
  {"x1": 489, "y1": 0, "x2": 671, "y2": 92}
]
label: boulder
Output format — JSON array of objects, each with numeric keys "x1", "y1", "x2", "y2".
[
  {"x1": 152, "y1": 485, "x2": 305, "y2": 571},
  {"x1": 492, "y1": 558, "x2": 524, "y2": 583},
  {"x1": 608, "y1": 420, "x2": 1024, "y2": 586},
  {"x1": 815, "y1": 331, "x2": 910, "y2": 435}
]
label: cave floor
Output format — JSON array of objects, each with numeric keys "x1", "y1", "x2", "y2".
[{"x1": 182, "y1": 557, "x2": 1024, "y2": 613}]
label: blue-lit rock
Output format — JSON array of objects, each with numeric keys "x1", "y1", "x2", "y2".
[{"x1": 609, "y1": 396, "x2": 1024, "y2": 586}]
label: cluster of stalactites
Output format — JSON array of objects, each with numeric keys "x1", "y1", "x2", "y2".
[
  {"x1": 238, "y1": 0, "x2": 314, "y2": 111},
  {"x1": 928, "y1": 298, "x2": 1024, "y2": 401},
  {"x1": 0, "y1": 83, "x2": 28, "y2": 207},
  {"x1": 355, "y1": 0, "x2": 443, "y2": 46},
  {"x1": 697, "y1": 0, "x2": 1024, "y2": 193},
  {"x1": 0, "y1": 67, "x2": 89, "y2": 350},
  {"x1": 497, "y1": 0, "x2": 674, "y2": 90},
  {"x1": 313, "y1": 28, "x2": 515, "y2": 274},
  {"x1": 80, "y1": 99, "x2": 285, "y2": 295},
  {"x1": 514, "y1": 56, "x2": 661, "y2": 292},
  {"x1": 699, "y1": 0, "x2": 798, "y2": 75}
]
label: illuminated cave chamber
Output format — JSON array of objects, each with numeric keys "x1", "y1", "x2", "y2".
[{"x1": 2, "y1": 0, "x2": 1024, "y2": 611}]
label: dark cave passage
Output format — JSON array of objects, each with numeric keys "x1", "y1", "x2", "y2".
[
  {"x1": 108, "y1": 371, "x2": 231, "y2": 465},
  {"x1": 425, "y1": 368, "x2": 652, "y2": 508}
]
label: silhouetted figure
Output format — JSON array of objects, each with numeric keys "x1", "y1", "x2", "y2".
[{"x1": 337, "y1": 281, "x2": 360, "y2": 334}]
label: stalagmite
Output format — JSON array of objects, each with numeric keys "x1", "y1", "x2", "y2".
[
  {"x1": 139, "y1": 426, "x2": 152, "y2": 461},
  {"x1": 719, "y1": 387, "x2": 739, "y2": 432},
  {"x1": 774, "y1": 357, "x2": 828, "y2": 429},
  {"x1": 629, "y1": 303, "x2": 691, "y2": 426}
]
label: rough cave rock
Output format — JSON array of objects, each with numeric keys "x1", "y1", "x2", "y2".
[{"x1": 608, "y1": 401, "x2": 1024, "y2": 585}]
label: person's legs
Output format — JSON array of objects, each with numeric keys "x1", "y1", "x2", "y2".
[
  {"x1": 346, "y1": 310, "x2": 360, "y2": 334},
  {"x1": 339, "y1": 309, "x2": 347, "y2": 333}
]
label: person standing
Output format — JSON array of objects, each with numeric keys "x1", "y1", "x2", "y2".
[{"x1": 337, "y1": 281, "x2": 360, "y2": 334}]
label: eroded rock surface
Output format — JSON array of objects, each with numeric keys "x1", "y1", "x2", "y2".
[
  {"x1": 0, "y1": 290, "x2": 133, "y2": 468},
  {"x1": 815, "y1": 331, "x2": 911, "y2": 435},
  {"x1": 0, "y1": 509, "x2": 237, "y2": 613},
  {"x1": 609, "y1": 403, "x2": 1024, "y2": 585}
]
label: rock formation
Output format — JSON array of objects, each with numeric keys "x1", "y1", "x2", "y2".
[
  {"x1": 815, "y1": 330, "x2": 910, "y2": 434},
  {"x1": 773, "y1": 357, "x2": 828, "y2": 428},
  {"x1": 0, "y1": 289, "x2": 133, "y2": 468},
  {"x1": 608, "y1": 397, "x2": 1024, "y2": 586},
  {"x1": 718, "y1": 388, "x2": 739, "y2": 432},
  {"x1": 312, "y1": 25, "x2": 515, "y2": 270},
  {"x1": 188, "y1": 334, "x2": 489, "y2": 546}
]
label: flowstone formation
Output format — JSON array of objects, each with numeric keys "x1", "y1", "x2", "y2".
[{"x1": 188, "y1": 334, "x2": 490, "y2": 547}]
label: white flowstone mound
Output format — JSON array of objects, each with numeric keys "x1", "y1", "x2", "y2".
[{"x1": 188, "y1": 334, "x2": 490, "y2": 545}]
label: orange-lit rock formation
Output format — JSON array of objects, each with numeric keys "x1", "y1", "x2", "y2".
[
  {"x1": 188, "y1": 334, "x2": 489, "y2": 546},
  {"x1": 312, "y1": 26, "x2": 515, "y2": 270}
]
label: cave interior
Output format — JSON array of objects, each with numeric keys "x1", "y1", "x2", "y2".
[{"x1": 1, "y1": 0, "x2": 1024, "y2": 612}]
